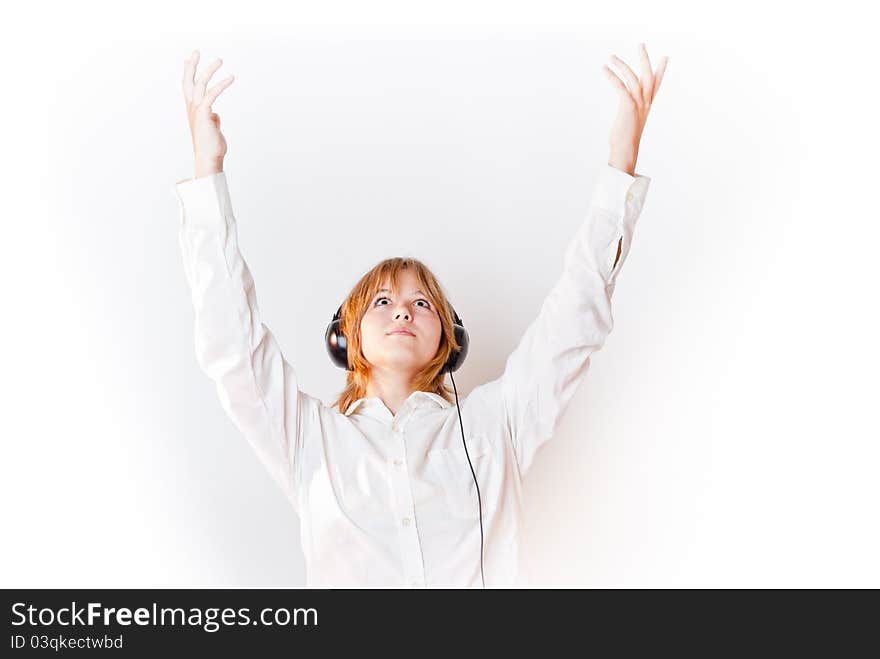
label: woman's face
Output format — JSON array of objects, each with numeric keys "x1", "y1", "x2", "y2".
[{"x1": 359, "y1": 269, "x2": 443, "y2": 377}]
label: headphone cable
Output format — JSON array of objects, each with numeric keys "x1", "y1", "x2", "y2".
[{"x1": 448, "y1": 370, "x2": 485, "y2": 589}]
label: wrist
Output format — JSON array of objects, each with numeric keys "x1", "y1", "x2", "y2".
[
  {"x1": 607, "y1": 154, "x2": 636, "y2": 177},
  {"x1": 194, "y1": 156, "x2": 223, "y2": 178},
  {"x1": 608, "y1": 143, "x2": 638, "y2": 177}
]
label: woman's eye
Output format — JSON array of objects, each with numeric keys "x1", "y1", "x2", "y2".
[{"x1": 374, "y1": 297, "x2": 430, "y2": 308}]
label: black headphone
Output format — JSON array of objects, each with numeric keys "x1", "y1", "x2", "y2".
[
  {"x1": 324, "y1": 302, "x2": 469, "y2": 373},
  {"x1": 324, "y1": 298, "x2": 485, "y2": 588}
]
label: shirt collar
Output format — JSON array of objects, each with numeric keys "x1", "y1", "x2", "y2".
[{"x1": 343, "y1": 391, "x2": 452, "y2": 417}]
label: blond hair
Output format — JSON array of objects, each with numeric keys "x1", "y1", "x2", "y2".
[{"x1": 330, "y1": 257, "x2": 461, "y2": 415}]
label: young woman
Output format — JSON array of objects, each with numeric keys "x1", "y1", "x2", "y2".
[{"x1": 175, "y1": 44, "x2": 667, "y2": 588}]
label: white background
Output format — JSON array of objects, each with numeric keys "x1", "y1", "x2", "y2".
[{"x1": 2, "y1": 1, "x2": 878, "y2": 587}]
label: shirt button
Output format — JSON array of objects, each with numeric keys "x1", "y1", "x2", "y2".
[
  {"x1": 626, "y1": 192, "x2": 634, "y2": 202},
  {"x1": 402, "y1": 517, "x2": 412, "y2": 527},
  {"x1": 393, "y1": 459, "x2": 403, "y2": 467}
]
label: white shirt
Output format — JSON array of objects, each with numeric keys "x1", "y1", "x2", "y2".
[{"x1": 174, "y1": 163, "x2": 650, "y2": 588}]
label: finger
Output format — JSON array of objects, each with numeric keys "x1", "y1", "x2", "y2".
[
  {"x1": 182, "y1": 50, "x2": 199, "y2": 101},
  {"x1": 194, "y1": 57, "x2": 223, "y2": 105},
  {"x1": 651, "y1": 56, "x2": 669, "y2": 102},
  {"x1": 602, "y1": 65, "x2": 632, "y2": 101},
  {"x1": 638, "y1": 43, "x2": 654, "y2": 103},
  {"x1": 609, "y1": 54, "x2": 643, "y2": 104},
  {"x1": 202, "y1": 75, "x2": 235, "y2": 110}
]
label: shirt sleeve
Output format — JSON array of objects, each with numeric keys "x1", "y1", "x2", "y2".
[
  {"x1": 467, "y1": 163, "x2": 651, "y2": 479},
  {"x1": 174, "y1": 172, "x2": 314, "y2": 514}
]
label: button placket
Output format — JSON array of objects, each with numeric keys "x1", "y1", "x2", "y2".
[
  {"x1": 388, "y1": 422, "x2": 409, "y2": 508},
  {"x1": 388, "y1": 412, "x2": 426, "y2": 587}
]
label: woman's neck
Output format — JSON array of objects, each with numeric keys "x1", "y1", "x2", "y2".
[{"x1": 364, "y1": 369, "x2": 416, "y2": 417}]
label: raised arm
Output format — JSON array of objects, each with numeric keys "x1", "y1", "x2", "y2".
[
  {"x1": 176, "y1": 51, "x2": 314, "y2": 513},
  {"x1": 468, "y1": 43, "x2": 667, "y2": 478}
]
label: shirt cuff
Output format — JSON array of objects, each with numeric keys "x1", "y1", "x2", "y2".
[
  {"x1": 590, "y1": 162, "x2": 651, "y2": 217},
  {"x1": 174, "y1": 171, "x2": 232, "y2": 228}
]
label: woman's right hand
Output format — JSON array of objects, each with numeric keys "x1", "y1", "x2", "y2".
[{"x1": 182, "y1": 50, "x2": 235, "y2": 177}]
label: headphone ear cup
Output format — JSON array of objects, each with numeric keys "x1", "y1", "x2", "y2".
[
  {"x1": 325, "y1": 317, "x2": 351, "y2": 370},
  {"x1": 445, "y1": 322, "x2": 469, "y2": 373}
]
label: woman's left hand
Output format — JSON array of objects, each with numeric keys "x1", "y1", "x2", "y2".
[{"x1": 603, "y1": 43, "x2": 668, "y2": 176}]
